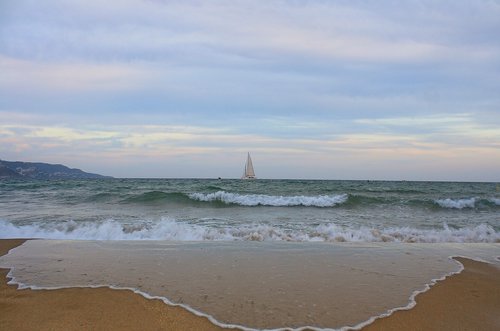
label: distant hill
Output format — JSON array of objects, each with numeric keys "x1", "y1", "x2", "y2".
[{"x1": 0, "y1": 160, "x2": 112, "y2": 179}]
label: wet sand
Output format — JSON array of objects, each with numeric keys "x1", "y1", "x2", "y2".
[
  {"x1": 362, "y1": 256, "x2": 500, "y2": 331},
  {"x1": 0, "y1": 239, "x2": 229, "y2": 331},
  {"x1": 3, "y1": 240, "x2": 475, "y2": 329},
  {"x1": 1, "y1": 239, "x2": 499, "y2": 331}
]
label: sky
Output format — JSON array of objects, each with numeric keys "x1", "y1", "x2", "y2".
[{"x1": 1, "y1": 0, "x2": 499, "y2": 180}]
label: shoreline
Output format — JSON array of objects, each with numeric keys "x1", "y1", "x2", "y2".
[
  {"x1": 1, "y1": 239, "x2": 499, "y2": 331},
  {"x1": 362, "y1": 256, "x2": 500, "y2": 331},
  {"x1": 0, "y1": 239, "x2": 232, "y2": 331}
]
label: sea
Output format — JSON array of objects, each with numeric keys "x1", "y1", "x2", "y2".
[
  {"x1": 1, "y1": 179, "x2": 499, "y2": 330},
  {"x1": 0, "y1": 178, "x2": 499, "y2": 242}
]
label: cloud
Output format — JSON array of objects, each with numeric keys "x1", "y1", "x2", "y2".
[
  {"x1": 2, "y1": 114, "x2": 498, "y2": 157},
  {"x1": 354, "y1": 113, "x2": 500, "y2": 147},
  {"x1": 1, "y1": 1, "x2": 499, "y2": 180},
  {"x1": 355, "y1": 113, "x2": 472, "y2": 129},
  {"x1": 3, "y1": 0, "x2": 499, "y2": 65},
  {"x1": 1, "y1": 118, "x2": 499, "y2": 180},
  {"x1": 0, "y1": 56, "x2": 151, "y2": 92}
]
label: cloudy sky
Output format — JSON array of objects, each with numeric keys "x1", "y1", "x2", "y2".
[{"x1": 1, "y1": 0, "x2": 499, "y2": 180}]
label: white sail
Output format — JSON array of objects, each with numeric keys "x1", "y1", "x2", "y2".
[{"x1": 242, "y1": 153, "x2": 256, "y2": 179}]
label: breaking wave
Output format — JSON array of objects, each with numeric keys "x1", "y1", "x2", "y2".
[
  {"x1": 1, "y1": 219, "x2": 498, "y2": 243},
  {"x1": 434, "y1": 197, "x2": 500, "y2": 209},
  {"x1": 435, "y1": 197, "x2": 476, "y2": 209},
  {"x1": 84, "y1": 190, "x2": 500, "y2": 210},
  {"x1": 188, "y1": 191, "x2": 349, "y2": 207}
]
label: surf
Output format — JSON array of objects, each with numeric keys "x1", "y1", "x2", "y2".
[{"x1": 1, "y1": 218, "x2": 498, "y2": 243}]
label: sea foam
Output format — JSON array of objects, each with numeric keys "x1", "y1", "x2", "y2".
[
  {"x1": 489, "y1": 197, "x2": 500, "y2": 205},
  {"x1": 189, "y1": 191, "x2": 348, "y2": 207},
  {"x1": 434, "y1": 197, "x2": 477, "y2": 209},
  {"x1": 1, "y1": 219, "x2": 498, "y2": 243}
]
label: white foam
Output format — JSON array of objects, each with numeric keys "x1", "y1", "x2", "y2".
[
  {"x1": 434, "y1": 197, "x2": 476, "y2": 209},
  {"x1": 488, "y1": 197, "x2": 500, "y2": 205},
  {"x1": 1, "y1": 219, "x2": 498, "y2": 243},
  {"x1": 0, "y1": 219, "x2": 230, "y2": 241},
  {"x1": 189, "y1": 191, "x2": 348, "y2": 207}
]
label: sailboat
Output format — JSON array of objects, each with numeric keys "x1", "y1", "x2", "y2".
[{"x1": 241, "y1": 153, "x2": 256, "y2": 179}]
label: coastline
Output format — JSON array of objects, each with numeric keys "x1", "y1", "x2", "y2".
[
  {"x1": 361, "y1": 256, "x2": 500, "y2": 331},
  {"x1": 0, "y1": 239, "x2": 230, "y2": 331},
  {"x1": 1, "y1": 239, "x2": 499, "y2": 331}
]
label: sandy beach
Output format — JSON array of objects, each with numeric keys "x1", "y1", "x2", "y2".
[
  {"x1": 0, "y1": 239, "x2": 229, "y2": 331},
  {"x1": 363, "y1": 256, "x2": 500, "y2": 331},
  {"x1": 1, "y1": 239, "x2": 499, "y2": 331}
]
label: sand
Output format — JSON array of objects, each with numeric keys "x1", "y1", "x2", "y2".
[
  {"x1": 362, "y1": 256, "x2": 500, "y2": 331},
  {"x1": 0, "y1": 239, "x2": 229, "y2": 331},
  {"x1": 1, "y1": 239, "x2": 499, "y2": 331}
]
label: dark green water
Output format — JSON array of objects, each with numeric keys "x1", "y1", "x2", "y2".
[{"x1": 1, "y1": 179, "x2": 499, "y2": 242}]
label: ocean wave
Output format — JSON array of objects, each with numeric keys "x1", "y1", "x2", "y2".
[
  {"x1": 434, "y1": 197, "x2": 500, "y2": 209},
  {"x1": 434, "y1": 197, "x2": 477, "y2": 209},
  {"x1": 343, "y1": 194, "x2": 389, "y2": 206},
  {"x1": 121, "y1": 191, "x2": 192, "y2": 204},
  {"x1": 1, "y1": 219, "x2": 498, "y2": 243},
  {"x1": 84, "y1": 192, "x2": 115, "y2": 202},
  {"x1": 51, "y1": 188, "x2": 500, "y2": 210},
  {"x1": 188, "y1": 191, "x2": 349, "y2": 207}
]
